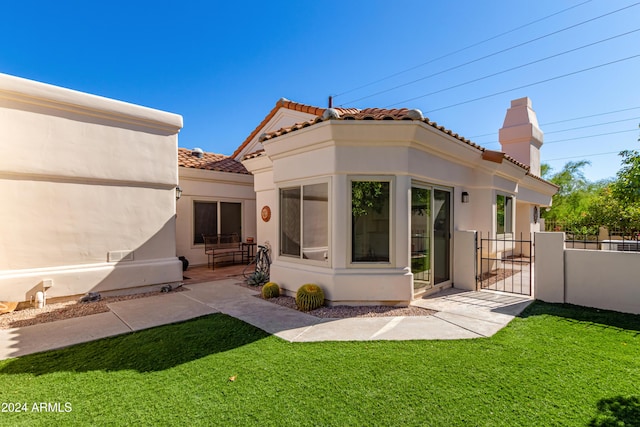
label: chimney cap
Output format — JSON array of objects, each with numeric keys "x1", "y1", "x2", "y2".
[{"x1": 510, "y1": 97, "x2": 531, "y2": 108}]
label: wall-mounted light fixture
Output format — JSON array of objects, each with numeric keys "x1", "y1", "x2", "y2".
[
  {"x1": 461, "y1": 191, "x2": 470, "y2": 203},
  {"x1": 175, "y1": 186, "x2": 183, "y2": 200}
]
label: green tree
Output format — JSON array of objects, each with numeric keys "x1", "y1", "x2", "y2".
[
  {"x1": 351, "y1": 181, "x2": 387, "y2": 217},
  {"x1": 543, "y1": 127, "x2": 640, "y2": 234},
  {"x1": 611, "y1": 149, "x2": 640, "y2": 205},
  {"x1": 542, "y1": 160, "x2": 603, "y2": 231}
]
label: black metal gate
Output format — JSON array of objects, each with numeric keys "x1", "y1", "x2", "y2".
[{"x1": 477, "y1": 232, "x2": 532, "y2": 296}]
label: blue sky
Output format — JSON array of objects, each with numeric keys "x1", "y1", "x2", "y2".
[{"x1": 1, "y1": 0, "x2": 638, "y2": 182}]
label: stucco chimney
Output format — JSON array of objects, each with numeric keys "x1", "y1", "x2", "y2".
[{"x1": 498, "y1": 97, "x2": 543, "y2": 176}]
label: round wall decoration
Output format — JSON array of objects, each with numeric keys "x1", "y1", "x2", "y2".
[{"x1": 261, "y1": 205, "x2": 271, "y2": 222}]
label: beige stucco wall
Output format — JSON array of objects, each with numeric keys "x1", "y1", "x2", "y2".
[
  {"x1": 176, "y1": 168, "x2": 255, "y2": 266},
  {"x1": 453, "y1": 230, "x2": 477, "y2": 291},
  {"x1": 565, "y1": 249, "x2": 640, "y2": 315},
  {"x1": 245, "y1": 158, "x2": 277, "y2": 254},
  {"x1": 534, "y1": 232, "x2": 566, "y2": 303},
  {"x1": 0, "y1": 73, "x2": 183, "y2": 302}
]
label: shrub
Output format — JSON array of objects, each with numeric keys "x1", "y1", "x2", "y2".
[
  {"x1": 295, "y1": 284, "x2": 325, "y2": 311},
  {"x1": 261, "y1": 282, "x2": 280, "y2": 299}
]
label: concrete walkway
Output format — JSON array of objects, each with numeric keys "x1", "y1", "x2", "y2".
[{"x1": 0, "y1": 280, "x2": 533, "y2": 360}]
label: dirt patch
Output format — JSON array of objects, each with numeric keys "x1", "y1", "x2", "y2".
[
  {"x1": 0, "y1": 287, "x2": 186, "y2": 330},
  {"x1": 477, "y1": 266, "x2": 521, "y2": 288},
  {"x1": 246, "y1": 285, "x2": 436, "y2": 318}
]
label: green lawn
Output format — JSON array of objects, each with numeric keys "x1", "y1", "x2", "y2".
[{"x1": 0, "y1": 302, "x2": 638, "y2": 426}]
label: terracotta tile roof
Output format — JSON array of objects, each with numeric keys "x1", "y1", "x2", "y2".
[
  {"x1": 239, "y1": 100, "x2": 553, "y2": 184},
  {"x1": 504, "y1": 154, "x2": 530, "y2": 171},
  {"x1": 341, "y1": 108, "x2": 420, "y2": 120},
  {"x1": 243, "y1": 149, "x2": 265, "y2": 160},
  {"x1": 257, "y1": 106, "x2": 486, "y2": 152},
  {"x1": 231, "y1": 98, "x2": 357, "y2": 159},
  {"x1": 178, "y1": 147, "x2": 250, "y2": 174}
]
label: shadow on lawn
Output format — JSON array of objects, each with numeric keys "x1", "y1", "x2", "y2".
[
  {"x1": 519, "y1": 301, "x2": 640, "y2": 334},
  {"x1": 589, "y1": 395, "x2": 640, "y2": 426},
  {"x1": 0, "y1": 313, "x2": 269, "y2": 375}
]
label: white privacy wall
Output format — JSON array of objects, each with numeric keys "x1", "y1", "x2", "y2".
[
  {"x1": 564, "y1": 249, "x2": 640, "y2": 315},
  {"x1": 535, "y1": 232, "x2": 640, "y2": 315},
  {"x1": 0, "y1": 73, "x2": 183, "y2": 302}
]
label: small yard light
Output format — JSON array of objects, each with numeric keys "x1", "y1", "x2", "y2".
[
  {"x1": 461, "y1": 191, "x2": 470, "y2": 203},
  {"x1": 175, "y1": 186, "x2": 183, "y2": 200}
]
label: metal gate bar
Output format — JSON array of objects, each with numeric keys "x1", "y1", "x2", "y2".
[{"x1": 477, "y1": 232, "x2": 532, "y2": 296}]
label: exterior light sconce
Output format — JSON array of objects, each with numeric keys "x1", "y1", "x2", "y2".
[
  {"x1": 175, "y1": 186, "x2": 183, "y2": 200},
  {"x1": 461, "y1": 191, "x2": 470, "y2": 203}
]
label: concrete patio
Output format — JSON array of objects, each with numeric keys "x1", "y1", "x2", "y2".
[{"x1": 0, "y1": 271, "x2": 533, "y2": 360}]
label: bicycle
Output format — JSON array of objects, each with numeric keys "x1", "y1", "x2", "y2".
[{"x1": 243, "y1": 242, "x2": 271, "y2": 286}]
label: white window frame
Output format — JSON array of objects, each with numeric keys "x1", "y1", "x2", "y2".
[
  {"x1": 277, "y1": 177, "x2": 331, "y2": 267},
  {"x1": 348, "y1": 175, "x2": 395, "y2": 267}
]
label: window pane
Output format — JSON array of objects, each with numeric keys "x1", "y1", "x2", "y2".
[
  {"x1": 220, "y1": 202, "x2": 242, "y2": 237},
  {"x1": 352, "y1": 181, "x2": 390, "y2": 262},
  {"x1": 194, "y1": 202, "x2": 217, "y2": 244},
  {"x1": 504, "y1": 196, "x2": 513, "y2": 233},
  {"x1": 280, "y1": 188, "x2": 301, "y2": 256},
  {"x1": 303, "y1": 183, "x2": 328, "y2": 261},
  {"x1": 433, "y1": 189, "x2": 451, "y2": 284},
  {"x1": 497, "y1": 195, "x2": 513, "y2": 234},
  {"x1": 411, "y1": 187, "x2": 431, "y2": 285},
  {"x1": 497, "y1": 195, "x2": 505, "y2": 234}
]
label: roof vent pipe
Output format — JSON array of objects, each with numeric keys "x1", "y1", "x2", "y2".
[{"x1": 191, "y1": 147, "x2": 204, "y2": 158}]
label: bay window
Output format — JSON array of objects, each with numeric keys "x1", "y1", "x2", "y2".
[{"x1": 280, "y1": 182, "x2": 329, "y2": 262}]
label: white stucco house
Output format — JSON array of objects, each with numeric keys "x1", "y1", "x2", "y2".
[
  {"x1": 240, "y1": 97, "x2": 558, "y2": 305},
  {"x1": 0, "y1": 72, "x2": 557, "y2": 309},
  {"x1": 0, "y1": 73, "x2": 183, "y2": 304}
]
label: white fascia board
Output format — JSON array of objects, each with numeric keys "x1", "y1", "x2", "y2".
[
  {"x1": 519, "y1": 175, "x2": 559, "y2": 197},
  {"x1": 517, "y1": 185, "x2": 554, "y2": 206},
  {"x1": 262, "y1": 122, "x2": 334, "y2": 160},
  {"x1": 234, "y1": 108, "x2": 317, "y2": 160},
  {"x1": 242, "y1": 154, "x2": 273, "y2": 174},
  {"x1": 264, "y1": 120, "x2": 481, "y2": 166},
  {"x1": 179, "y1": 167, "x2": 254, "y2": 185},
  {"x1": 0, "y1": 73, "x2": 182, "y2": 133}
]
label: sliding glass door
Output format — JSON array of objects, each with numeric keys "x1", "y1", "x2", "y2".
[
  {"x1": 433, "y1": 189, "x2": 451, "y2": 284},
  {"x1": 411, "y1": 187, "x2": 431, "y2": 288},
  {"x1": 411, "y1": 185, "x2": 451, "y2": 292}
]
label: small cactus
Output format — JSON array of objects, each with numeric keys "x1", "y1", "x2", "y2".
[
  {"x1": 247, "y1": 271, "x2": 269, "y2": 286},
  {"x1": 295, "y1": 284, "x2": 325, "y2": 311},
  {"x1": 261, "y1": 282, "x2": 280, "y2": 299}
]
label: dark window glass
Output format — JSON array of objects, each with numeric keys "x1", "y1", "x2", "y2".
[{"x1": 194, "y1": 202, "x2": 217, "y2": 244}]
